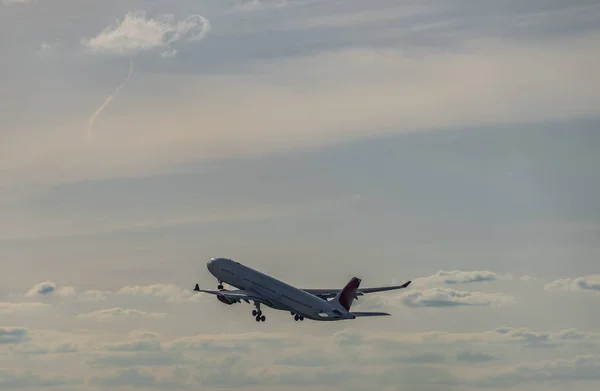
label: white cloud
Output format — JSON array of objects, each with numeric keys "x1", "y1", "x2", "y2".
[
  {"x1": 545, "y1": 275, "x2": 600, "y2": 293},
  {"x1": 80, "y1": 11, "x2": 210, "y2": 57},
  {"x1": 400, "y1": 288, "x2": 515, "y2": 308},
  {"x1": 415, "y1": 270, "x2": 513, "y2": 287},
  {"x1": 76, "y1": 308, "x2": 167, "y2": 320}
]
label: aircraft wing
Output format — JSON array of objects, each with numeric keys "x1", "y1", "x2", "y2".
[
  {"x1": 303, "y1": 280, "x2": 411, "y2": 299},
  {"x1": 351, "y1": 311, "x2": 391, "y2": 317},
  {"x1": 193, "y1": 284, "x2": 268, "y2": 304}
]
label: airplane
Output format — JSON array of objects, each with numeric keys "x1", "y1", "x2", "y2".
[{"x1": 193, "y1": 257, "x2": 411, "y2": 322}]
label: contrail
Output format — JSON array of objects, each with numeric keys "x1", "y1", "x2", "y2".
[{"x1": 87, "y1": 58, "x2": 134, "y2": 138}]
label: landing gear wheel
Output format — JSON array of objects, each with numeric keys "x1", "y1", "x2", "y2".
[
  {"x1": 217, "y1": 284, "x2": 223, "y2": 290},
  {"x1": 294, "y1": 314, "x2": 299, "y2": 321},
  {"x1": 299, "y1": 316, "x2": 304, "y2": 321},
  {"x1": 252, "y1": 301, "x2": 263, "y2": 321}
]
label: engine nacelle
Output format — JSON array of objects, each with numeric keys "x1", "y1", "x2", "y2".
[{"x1": 216, "y1": 293, "x2": 238, "y2": 305}]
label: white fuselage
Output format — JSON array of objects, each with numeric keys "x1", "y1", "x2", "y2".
[{"x1": 207, "y1": 258, "x2": 354, "y2": 321}]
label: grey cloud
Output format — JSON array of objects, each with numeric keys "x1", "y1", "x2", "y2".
[
  {"x1": 456, "y1": 350, "x2": 503, "y2": 362},
  {"x1": 76, "y1": 307, "x2": 167, "y2": 320},
  {"x1": 88, "y1": 351, "x2": 188, "y2": 367},
  {"x1": 0, "y1": 327, "x2": 30, "y2": 344},
  {"x1": 128, "y1": 329, "x2": 161, "y2": 340},
  {"x1": 169, "y1": 332, "x2": 294, "y2": 353},
  {"x1": 17, "y1": 282, "x2": 95, "y2": 299},
  {"x1": 414, "y1": 270, "x2": 513, "y2": 287},
  {"x1": 494, "y1": 327, "x2": 599, "y2": 348},
  {"x1": 170, "y1": 338, "x2": 253, "y2": 353},
  {"x1": 401, "y1": 288, "x2": 515, "y2": 308},
  {"x1": 476, "y1": 354, "x2": 600, "y2": 387},
  {"x1": 391, "y1": 352, "x2": 446, "y2": 364},
  {"x1": 25, "y1": 281, "x2": 56, "y2": 296},
  {"x1": 11, "y1": 342, "x2": 78, "y2": 355},
  {"x1": 274, "y1": 368, "x2": 357, "y2": 387},
  {"x1": 104, "y1": 339, "x2": 162, "y2": 352},
  {"x1": 274, "y1": 350, "x2": 336, "y2": 367},
  {"x1": 556, "y1": 328, "x2": 589, "y2": 340},
  {"x1": 331, "y1": 327, "x2": 599, "y2": 351},
  {"x1": 89, "y1": 367, "x2": 187, "y2": 389},
  {"x1": 0, "y1": 369, "x2": 80, "y2": 389},
  {"x1": 115, "y1": 284, "x2": 203, "y2": 302},
  {"x1": 0, "y1": 302, "x2": 50, "y2": 315},
  {"x1": 435, "y1": 270, "x2": 504, "y2": 284},
  {"x1": 233, "y1": 0, "x2": 290, "y2": 12},
  {"x1": 1, "y1": 0, "x2": 31, "y2": 6},
  {"x1": 13, "y1": 283, "x2": 201, "y2": 303},
  {"x1": 333, "y1": 329, "x2": 363, "y2": 346},
  {"x1": 195, "y1": 356, "x2": 263, "y2": 388}
]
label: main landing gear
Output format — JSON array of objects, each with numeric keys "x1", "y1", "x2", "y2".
[
  {"x1": 253, "y1": 302, "x2": 266, "y2": 322},
  {"x1": 217, "y1": 280, "x2": 224, "y2": 290},
  {"x1": 291, "y1": 311, "x2": 304, "y2": 321}
]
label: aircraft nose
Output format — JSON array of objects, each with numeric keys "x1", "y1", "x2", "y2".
[{"x1": 206, "y1": 259, "x2": 215, "y2": 271}]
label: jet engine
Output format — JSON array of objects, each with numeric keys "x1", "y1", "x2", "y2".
[{"x1": 216, "y1": 293, "x2": 238, "y2": 305}]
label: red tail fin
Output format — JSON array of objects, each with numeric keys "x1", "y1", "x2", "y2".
[{"x1": 335, "y1": 277, "x2": 361, "y2": 311}]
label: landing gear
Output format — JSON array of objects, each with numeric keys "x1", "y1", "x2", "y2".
[
  {"x1": 252, "y1": 302, "x2": 265, "y2": 322},
  {"x1": 217, "y1": 281, "x2": 223, "y2": 290},
  {"x1": 293, "y1": 314, "x2": 304, "y2": 321}
]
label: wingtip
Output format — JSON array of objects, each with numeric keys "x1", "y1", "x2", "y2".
[{"x1": 403, "y1": 280, "x2": 412, "y2": 288}]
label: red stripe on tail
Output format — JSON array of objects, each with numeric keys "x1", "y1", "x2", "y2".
[{"x1": 337, "y1": 277, "x2": 361, "y2": 311}]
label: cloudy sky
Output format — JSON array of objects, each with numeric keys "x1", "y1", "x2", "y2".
[{"x1": 2, "y1": 0, "x2": 600, "y2": 390}]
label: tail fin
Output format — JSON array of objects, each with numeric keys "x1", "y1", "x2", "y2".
[{"x1": 334, "y1": 277, "x2": 361, "y2": 311}]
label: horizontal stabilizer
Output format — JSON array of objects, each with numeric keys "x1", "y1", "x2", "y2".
[
  {"x1": 359, "y1": 280, "x2": 411, "y2": 294},
  {"x1": 351, "y1": 311, "x2": 391, "y2": 317}
]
